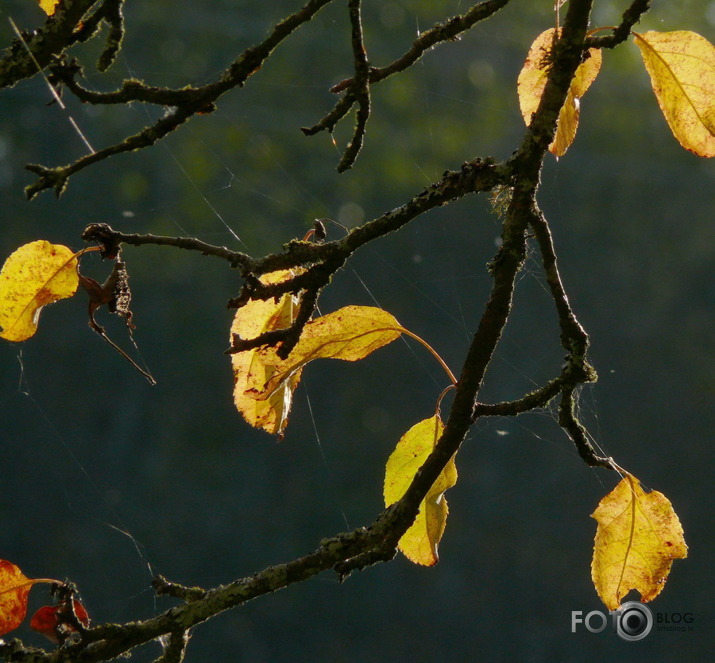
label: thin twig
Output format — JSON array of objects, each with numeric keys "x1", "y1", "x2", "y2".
[
  {"x1": 228, "y1": 287, "x2": 322, "y2": 359},
  {"x1": 336, "y1": 0, "x2": 371, "y2": 172},
  {"x1": 97, "y1": 0, "x2": 125, "y2": 71},
  {"x1": 365, "y1": 0, "x2": 511, "y2": 86},
  {"x1": 150, "y1": 630, "x2": 190, "y2": 663},
  {"x1": 559, "y1": 386, "x2": 612, "y2": 468},
  {"x1": 24, "y1": 0, "x2": 337, "y2": 198},
  {"x1": 81, "y1": 223, "x2": 253, "y2": 270},
  {"x1": 585, "y1": 0, "x2": 652, "y2": 49},
  {"x1": 300, "y1": 92, "x2": 356, "y2": 135},
  {"x1": 305, "y1": 0, "x2": 511, "y2": 140},
  {"x1": 473, "y1": 376, "x2": 564, "y2": 418},
  {"x1": 529, "y1": 205, "x2": 590, "y2": 359},
  {"x1": 0, "y1": 0, "x2": 100, "y2": 90}
]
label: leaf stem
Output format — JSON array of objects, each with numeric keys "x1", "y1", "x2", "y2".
[
  {"x1": 586, "y1": 26, "x2": 618, "y2": 36},
  {"x1": 399, "y1": 328, "x2": 457, "y2": 386},
  {"x1": 0, "y1": 577, "x2": 61, "y2": 596},
  {"x1": 434, "y1": 384, "x2": 456, "y2": 419},
  {"x1": 75, "y1": 246, "x2": 102, "y2": 258}
]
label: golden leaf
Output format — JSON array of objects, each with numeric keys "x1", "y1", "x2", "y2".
[
  {"x1": 0, "y1": 240, "x2": 80, "y2": 342},
  {"x1": 634, "y1": 30, "x2": 715, "y2": 157},
  {"x1": 245, "y1": 305, "x2": 403, "y2": 401},
  {"x1": 39, "y1": 0, "x2": 60, "y2": 16},
  {"x1": 230, "y1": 270, "x2": 303, "y2": 438},
  {"x1": 591, "y1": 473, "x2": 688, "y2": 610},
  {"x1": 384, "y1": 416, "x2": 457, "y2": 566},
  {"x1": 0, "y1": 560, "x2": 35, "y2": 637},
  {"x1": 517, "y1": 28, "x2": 602, "y2": 156}
]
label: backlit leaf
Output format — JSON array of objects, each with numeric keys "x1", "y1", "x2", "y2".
[
  {"x1": 30, "y1": 599, "x2": 90, "y2": 644},
  {"x1": 39, "y1": 1, "x2": 60, "y2": 16},
  {"x1": 230, "y1": 270, "x2": 303, "y2": 438},
  {"x1": 517, "y1": 28, "x2": 602, "y2": 156},
  {"x1": 591, "y1": 473, "x2": 687, "y2": 610},
  {"x1": 0, "y1": 560, "x2": 36, "y2": 636},
  {"x1": 634, "y1": 31, "x2": 715, "y2": 157},
  {"x1": 246, "y1": 305, "x2": 403, "y2": 401},
  {"x1": 384, "y1": 416, "x2": 457, "y2": 566},
  {"x1": 0, "y1": 240, "x2": 80, "y2": 342}
]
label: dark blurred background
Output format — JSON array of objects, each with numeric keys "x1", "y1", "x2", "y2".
[{"x1": 0, "y1": 1, "x2": 713, "y2": 661}]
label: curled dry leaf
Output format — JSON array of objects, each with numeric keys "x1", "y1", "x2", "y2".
[
  {"x1": 591, "y1": 473, "x2": 687, "y2": 610},
  {"x1": 0, "y1": 240, "x2": 80, "y2": 342},
  {"x1": 634, "y1": 30, "x2": 715, "y2": 157},
  {"x1": 517, "y1": 28, "x2": 602, "y2": 156},
  {"x1": 230, "y1": 270, "x2": 303, "y2": 438},
  {"x1": 384, "y1": 416, "x2": 457, "y2": 566},
  {"x1": 245, "y1": 305, "x2": 403, "y2": 403},
  {"x1": 79, "y1": 257, "x2": 135, "y2": 332},
  {"x1": 30, "y1": 599, "x2": 90, "y2": 644}
]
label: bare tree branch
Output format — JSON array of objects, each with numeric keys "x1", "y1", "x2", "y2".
[
  {"x1": 585, "y1": 0, "x2": 652, "y2": 49},
  {"x1": 336, "y1": 0, "x2": 371, "y2": 173},
  {"x1": 0, "y1": 0, "x2": 100, "y2": 89},
  {"x1": 81, "y1": 224, "x2": 253, "y2": 270},
  {"x1": 23, "y1": 0, "x2": 338, "y2": 198},
  {"x1": 303, "y1": 0, "x2": 511, "y2": 155},
  {"x1": 559, "y1": 386, "x2": 612, "y2": 468}
]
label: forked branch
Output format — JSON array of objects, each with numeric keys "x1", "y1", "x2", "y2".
[{"x1": 23, "y1": 0, "x2": 337, "y2": 199}]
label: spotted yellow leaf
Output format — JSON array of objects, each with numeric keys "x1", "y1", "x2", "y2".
[
  {"x1": 0, "y1": 240, "x2": 80, "y2": 342},
  {"x1": 384, "y1": 416, "x2": 457, "y2": 566},
  {"x1": 230, "y1": 270, "x2": 303, "y2": 438},
  {"x1": 518, "y1": 28, "x2": 602, "y2": 156},
  {"x1": 634, "y1": 31, "x2": 715, "y2": 157},
  {"x1": 591, "y1": 473, "x2": 687, "y2": 610},
  {"x1": 0, "y1": 560, "x2": 35, "y2": 637}
]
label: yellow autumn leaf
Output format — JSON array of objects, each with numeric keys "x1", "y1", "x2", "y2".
[
  {"x1": 384, "y1": 416, "x2": 457, "y2": 566},
  {"x1": 39, "y1": 0, "x2": 60, "y2": 16},
  {"x1": 245, "y1": 305, "x2": 403, "y2": 401},
  {"x1": 0, "y1": 240, "x2": 80, "y2": 342},
  {"x1": 517, "y1": 28, "x2": 602, "y2": 156},
  {"x1": 591, "y1": 473, "x2": 687, "y2": 610},
  {"x1": 230, "y1": 269, "x2": 303, "y2": 438},
  {"x1": 634, "y1": 31, "x2": 715, "y2": 157}
]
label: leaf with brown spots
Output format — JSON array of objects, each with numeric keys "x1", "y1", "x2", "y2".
[
  {"x1": 591, "y1": 473, "x2": 688, "y2": 609},
  {"x1": 634, "y1": 30, "x2": 715, "y2": 157},
  {"x1": 0, "y1": 241, "x2": 80, "y2": 342}
]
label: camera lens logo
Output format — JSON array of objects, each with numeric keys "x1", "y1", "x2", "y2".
[{"x1": 614, "y1": 601, "x2": 653, "y2": 641}]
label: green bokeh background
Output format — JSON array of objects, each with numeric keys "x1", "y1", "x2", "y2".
[{"x1": 1, "y1": 1, "x2": 713, "y2": 660}]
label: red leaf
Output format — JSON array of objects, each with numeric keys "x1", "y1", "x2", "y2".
[
  {"x1": 29, "y1": 606, "x2": 60, "y2": 644},
  {"x1": 30, "y1": 599, "x2": 90, "y2": 644}
]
